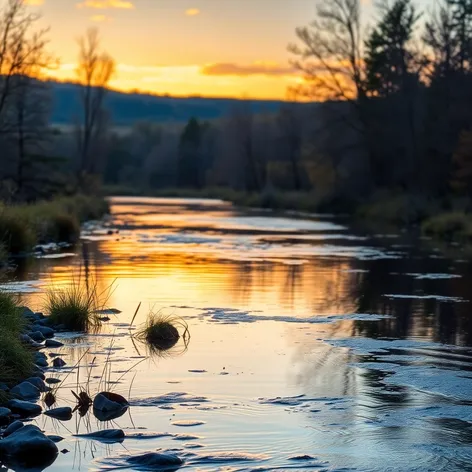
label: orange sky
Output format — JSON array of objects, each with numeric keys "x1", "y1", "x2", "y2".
[{"x1": 23, "y1": 0, "x2": 318, "y2": 99}]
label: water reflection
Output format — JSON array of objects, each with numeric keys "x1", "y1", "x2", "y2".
[{"x1": 3, "y1": 197, "x2": 472, "y2": 471}]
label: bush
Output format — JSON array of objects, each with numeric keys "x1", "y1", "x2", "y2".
[
  {"x1": 422, "y1": 212, "x2": 472, "y2": 241},
  {"x1": 0, "y1": 209, "x2": 36, "y2": 254}
]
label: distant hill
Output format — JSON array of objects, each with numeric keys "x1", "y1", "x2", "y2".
[{"x1": 48, "y1": 81, "x2": 300, "y2": 127}]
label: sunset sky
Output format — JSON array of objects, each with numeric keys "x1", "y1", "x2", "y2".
[{"x1": 24, "y1": 0, "x2": 429, "y2": 99}]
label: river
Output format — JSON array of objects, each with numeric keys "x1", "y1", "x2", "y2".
[{"x1": 3, "y1": 196, "x2": 472, "y2": 471}]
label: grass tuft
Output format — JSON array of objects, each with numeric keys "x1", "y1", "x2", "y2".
[
  {"x1": 0, "y1": 334, "x2": 34, "y2": 385},
  {"x1": 44, "y1": 279, "x2": 113, "y2": 332},
  {"x1": 134, "y1": 310, "x2": 189, "y2": 354}
]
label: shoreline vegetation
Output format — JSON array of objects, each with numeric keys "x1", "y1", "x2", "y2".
[
  {"x1": 104, "y1": 185, "x2": 471, "y2": 243},
  {"x1": 0, "y1": 195, "x2": 109, "y2": 263}
]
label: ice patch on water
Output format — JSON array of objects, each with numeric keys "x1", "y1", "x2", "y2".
[
  {"x1": 36, "y1": 252, "x2": 76, "y2": 259},
  {"x1": 171, "y1": 420, "x2": 205, "y2": 427},
  {"x1": 130, "y1": 392, "x2": 209, "y2": 406},
  {"x1": 0, "y1": 280, "x2": 43, "y2": 293},
  {"x1": 199, "y1": 308, "x2": 391, "y2": 325},
  {"x1": 404, "y1": 273, "x2": 462, "y2": 280},
  {"x1": 383, "y1": 293, "x2": 467, "y2": 302},
  {"x1": 190, "y1": 451, "x2": 270, "y2": 463}
]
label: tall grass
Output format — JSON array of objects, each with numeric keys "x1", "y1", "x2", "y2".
[
  {"x1": 44, "y1": 276, "x2": 114, "y2": 332},
  {"x1": 0, "y1": 195, "x2": 109, "y2": 255},
  {"x1": 0, "y1": 291, "x2": 34, "y2": 386}
]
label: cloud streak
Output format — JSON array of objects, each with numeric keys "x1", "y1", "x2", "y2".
[
  {"x1": 77, "y1": 0, "x2": 134, "y2": 9},
  {"x1": 201, "y1": 62, "x2": 295, "y2": 77}
]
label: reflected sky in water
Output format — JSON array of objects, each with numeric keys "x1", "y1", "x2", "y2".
[{"x1": 4, "y1": 197, "x2": 472, "y2": 472}]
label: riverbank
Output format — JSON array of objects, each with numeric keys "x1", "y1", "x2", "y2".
[{"x1": 0, "y1": 195, "x2": 109, "y2": 262}]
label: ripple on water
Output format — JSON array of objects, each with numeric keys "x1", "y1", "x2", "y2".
[{"x1": 130, "y1": 392, "x2": 209, "y2": 406}]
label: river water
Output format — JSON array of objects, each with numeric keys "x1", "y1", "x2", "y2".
[{"x1": 4, "y1": 196, "x2": 472, "y2": 471}]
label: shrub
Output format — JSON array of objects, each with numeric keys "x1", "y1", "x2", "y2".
[{"x1": 422, "y1": 212, "x2": 472, "y2": 241}]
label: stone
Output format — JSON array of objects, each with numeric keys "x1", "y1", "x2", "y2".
[
  {"x1": 45, "y1": 378, "x2": 61, "y2": 385},
  {"x1": 0, "y1": 407, "x2": 11, "y2": 426},
  {"x1": 75, "y1": 429, "x2": 125, "y2": 443},
  {"x1": 52, "y1": 357, "x2": 66, "y2": 368},
  {"x1": 0, "y1": 425, "x2": 58, "y2": 468},
  {"x1": 93, "y1": 392, "x2": 128, "y2": 413},
  {"x1": 47, "y1": 435, "x2": 63, "y2": 443},
  {"x1": 19, "y1": 333, "x2": 43, "y2": 349},
  {"x1": 10, "y1": 381, "x2": 40, "y2": 400},
  {"x1": 45, "y1": 339, "x2": 64, "y2": 348},
  {"x1": 20, "y1": 307, "x2": 37, "y2": 320},
  {"x1": 127, "y1": 453, "x2": 183, "y2": 468},
  {"x1": 32, "y1": 369, "x2": 46, "y2": 380},
  {"x1": 24, "y1": 377, "x2": 48, "y2": 392},
  {"x1": 32, "y1": 325, "x2": 55, "y2": 339},
  {"x1": 3, "y1": 420, "x2": 24, "y2": 437},
  {"x1": 33, "y1": 353, "x2": 48, "y2": 369},
  {"x1": 7, "y1": 399, "x2": 42, "y2": 418},
  {"x1": 28, "y1": 331, "x2": 45, "y2": 343},
  {"x1": 44, "y1": 407, "x2": 72, "y2": 421}
]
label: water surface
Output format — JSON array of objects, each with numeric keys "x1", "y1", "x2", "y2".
[{"x1": 6, "y1": 197, "x2": 472, "y2": 471}]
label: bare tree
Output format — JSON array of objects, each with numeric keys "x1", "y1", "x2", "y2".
[
  {"x1": 289, "y1": 0, "x2": 365, "y2": 102},
  {"x1": 76, "y1": 28, "x2": 115, "y2": 186},
  {"x1": 0, "y1": 0, "x2": 51, "y2": 134}
]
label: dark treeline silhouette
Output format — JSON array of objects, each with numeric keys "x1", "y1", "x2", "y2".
[{"x1": 3, "y1": 0, "x2": 472, "y2": 215}]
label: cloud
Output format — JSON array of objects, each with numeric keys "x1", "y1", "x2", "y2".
[
  {"x1": 185, "y1": 8, "x2": 200, "y2": 16},
  {"x1": 201, "y1": 62, "x2": 295, "y2": 77},
  {"x1": 23, "y1": 0, "x2": 44, "y2": 5},
  {"x1": 77, "y1": 0, "x2": 134, "y2": 9}
]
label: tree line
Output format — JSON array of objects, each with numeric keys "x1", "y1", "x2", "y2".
[{"x1": 2, "y1": 0, "x2": 472, "y2": 211}]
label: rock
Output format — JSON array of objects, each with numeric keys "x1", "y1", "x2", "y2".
[
  {"x1": 0, "y1": 383, "x2": 8, "y2": 391},
  {"x1": 75, "y1": 429, "x2": 125, "y2": 443},
  {"x1": 32, "y1": 368, "x2": 46, "y2": 380},
  {"x1": 21, "y1": 307, "x2": 38, "y2": 320},
  {"x1": 24, "y1": 377, "x2": 48, "y2": 392},
  {"x1": 0, "y1": 407, "x2": 11, "y2": 426},
  {"x1": 7, "y1": 400, "x2": 42, "y2": 418},
  {"x1": 28, "y1": 331, "x2": 46, "y2": 343},
  {"x1": 61, "y1": 448, "x2": 69, "y2": 454},
  {"x1": 34, "y1": 352, "x2": 48, "y2": 367},
  {"x1": 32, "y1": 325, "x2": 55, "y2": 339},
  {"x1": 3, "y1": 420, "x2": 24, "y2": 437},
  {"x1": 10, "y1": 381, "x2": 40, "y2": 400},
  {"x1": 45, "y1": 378, "x2": 61, "y2": 385},
  {"x1": 45, "y1": 339, "x2": 64, "y2": 348},
  {"x1": 47, "y1": 435, "x2": 63, "y2": 443},
  {"x1": 44, "y1": 407, "x2": 72, "y2": 421},
  {"x1": 127, "y1": 452, "x2": 183, "y2": 468},
  {"x1": 54, "y1": 324, "x2": 67, "y2": 331},
  {"x1": 0, "y1": 425, "x2": 58, "y2": 468},
  {"x1": 93, "y1": 392, "x2": 128, "y2": 412},
  {"x1": 19, "y1": 333, "x2": 43, "y2": 349},
  {"x1": 52, "y1": 357, "x2": 66, "y2": 368}
]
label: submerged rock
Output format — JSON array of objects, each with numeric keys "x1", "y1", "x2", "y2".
[
  {"x1": 127, "y1": 452, "x2": 183, "y2": 468},
  {"x1": 45, "y1": 339, "x2": 64, "y2": 348},
  {"x1": 44, "y1": 407, "x2": 73, "y2": 421},
  {"x1": 45, "y1": 378, "x2": 61, "y2": 385},
  {"x1": 0, "y1": 425, "x2": 58, "y2": 469},
  {"x1": 75, "y1": 429, "x2": 125, "y2": 443},
  {"x1": 52, "y1": 357, "x2": 66, "y2": 368},
  {"x1": 7, "y1": 399, "x2": 42, "y2": 418},
  {"x1": 10, "y1": 381, "x2": 40, "y2": 400},
  {"x1": 3, "y1": 420, "x2": 24, "y2": 437}
]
